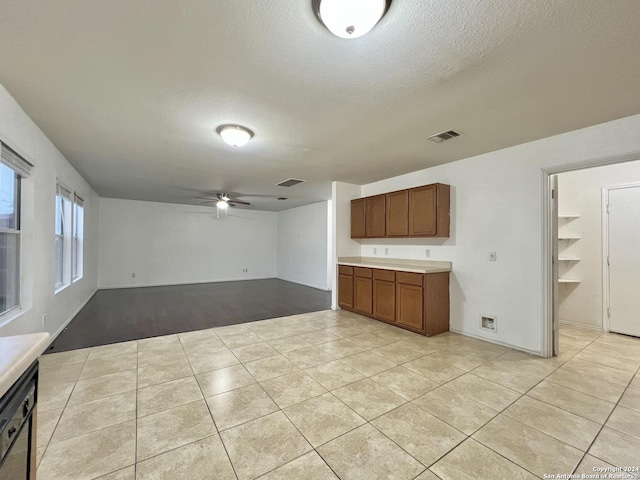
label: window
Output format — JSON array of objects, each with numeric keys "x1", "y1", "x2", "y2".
[
  {"x1": 72, "y1": 194, "x2": 84, "y2": 281},
  {"x1": 54, "y1": 184, "x2": 72, "y2": 291},
  {"x1": 0, "y1": 142, "x2": 32, "y2": 317}
]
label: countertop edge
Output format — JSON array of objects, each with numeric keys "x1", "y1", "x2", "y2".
[
  {"x1": 337, "y1": 261, "x2": 452, "y2": 274},
  {"x1": 0, "y1": 333, "x2": 50, "y2": 398}
]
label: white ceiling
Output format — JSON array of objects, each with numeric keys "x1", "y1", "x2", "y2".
[{"x1": 1, "y1": 0, "x2": 639, "y2": 211}]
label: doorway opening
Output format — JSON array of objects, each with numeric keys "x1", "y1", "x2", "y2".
[{"x1": 543, "y1": 154, "x2": 640, "y2": 358}]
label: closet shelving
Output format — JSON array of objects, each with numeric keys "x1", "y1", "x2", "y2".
[{"x1": 558, "y1": 215, "x2": 581, "y2": 283}]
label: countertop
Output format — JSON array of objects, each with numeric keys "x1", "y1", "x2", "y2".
[
  {"x1": 0, "y1": 333, "x2": 50, "y2": 398},
  {"x1": 337, "y1": 257, "x2": 452, "y2": 274}
]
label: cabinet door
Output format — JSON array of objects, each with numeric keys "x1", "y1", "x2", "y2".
[
  {"x1": 396, "y1": 283, "x2": 424, "y2": 330},
  {"x1": 386, "y1": 190, "x2": 409, "y2": 237},
  {"x1": 365, "y1": 195, "x2": 386, "y2": 238},
  {"x1": 409, "y1": 185, "x2": 437, "y2": 236},
  {"x1": 373, "y1": 279, "x2": 395, "y2": 322},
  {"x1": 354, "y1": 277, "x2": 373, "y2": 315},
  {"x1": 351, "y1": 198, "x2": 366, "y2": 238},
  {"x1": 338, "y1": 274, "x2": 354, "y2": 310}
]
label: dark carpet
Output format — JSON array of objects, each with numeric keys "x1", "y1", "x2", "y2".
[{"x1": 47, "y1": 279, "x2": 331, "y2": 353}]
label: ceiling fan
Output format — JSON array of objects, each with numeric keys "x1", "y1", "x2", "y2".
[{"x1": 195, "y1": 193, "x2": 250, "y2": 209}]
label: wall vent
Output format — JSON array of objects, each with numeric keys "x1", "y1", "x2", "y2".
[
  {"x1": 276, "y1": 178, "x2": 305, "y2": 187},
  {"x1": 480, "y1": 315, "x2": 497, "y2": 332},
  {"x1": 427, "y1": 130, "x2": 462, "y2": 143}
]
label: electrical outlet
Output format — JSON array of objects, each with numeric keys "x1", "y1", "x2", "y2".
[
  {"x1": 373, "y1": 248, "x2": 377, "y2": 255},
  {"x1": 489, "y1": 252, "x2": 497, "y2": 261},
  {"x1": 132, "y1": 273, "x2": 136, "y2": 278},
  {"x1": 243, "y1": 268, "x2": 249, "y2": 273},
  {"x1": 384, "y1": 248, "x2": 389, "y2": 255},
  {"x1": 425, "y1": 249, "x2": 431, "y2": 258},
  {"x1": 42, "y1": 314, "x2": 47, "y2": 326}
]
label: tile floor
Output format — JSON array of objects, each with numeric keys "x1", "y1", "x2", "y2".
[{"x1": 35, "y1": 310, "x2": 640, "y2": 480}]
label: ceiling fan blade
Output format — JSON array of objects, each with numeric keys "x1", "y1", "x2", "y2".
[
  {"x1": 195, "y1": 196, "x2": 218, "y2": 201},
  {"x1": 229, "y1": 200, "x2": 251, "y2": 205}
]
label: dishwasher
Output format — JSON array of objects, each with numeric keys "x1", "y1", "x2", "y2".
[{"x1": 0, "y1": 361, "x2": 38, "y2": 480}]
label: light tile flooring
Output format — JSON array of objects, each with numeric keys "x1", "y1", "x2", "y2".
[{"x1": 35, "y1": 310, "x2": 640, "y2": 480}]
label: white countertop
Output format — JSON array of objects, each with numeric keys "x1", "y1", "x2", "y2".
[
  {"x1": 0, "y1": 333, "x2": 50, "y2": 398},
  {"x1": 338, "y1": 257, "x2": 452, "y2": 274}
]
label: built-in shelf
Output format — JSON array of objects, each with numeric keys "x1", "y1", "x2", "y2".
[
  {"x1": 558, "y1": 236, "x2": 581, "y2": 240},
  {"x1": 559, "y1": 278, "x2": 581, "y2": 284},
  {"x1": 559, "y1": 215, "x2": 581, "y2": 219},
  {"x1": 558, "y1": 257, "x2": 581, "y2": 261}
]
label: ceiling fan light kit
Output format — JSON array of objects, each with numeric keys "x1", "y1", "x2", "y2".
[
  {"x1": 314, "y1": 0, "x2": 391, "y2": 39},
  {"x1": 217, "y1": 124, "x2": 254, "y2": 147}
]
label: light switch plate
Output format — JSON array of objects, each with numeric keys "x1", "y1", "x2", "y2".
[{"x1": 489, "y1": 252, "x2": 497, "y2": 261}]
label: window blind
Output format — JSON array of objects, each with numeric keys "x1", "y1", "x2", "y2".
[
  {"x1": 56, "y1": 184, "x2": 72, "y2": 200},
  {"x1": 1, "y1": 141, "x2": 33, "y2": 178}
]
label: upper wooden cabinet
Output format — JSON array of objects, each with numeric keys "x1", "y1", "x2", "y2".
[
  {"x1": 351, "y1": 198, "x2": 366, "y2": 238},
  {"x1": 365, "y1": 195, "x2": 386, "y2": 238},
  {"x1": 350, "y1": 183, "x2": 450, "y2": 239},
  {"x1": 386, "y1": 190, "x2": 409, "y2": 237},
  {"x1": 409, "y1": 184, "x2": 449, "y2": 237}
]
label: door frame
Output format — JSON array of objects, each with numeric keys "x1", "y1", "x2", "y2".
[
  {"x1": 601, "y1": 182, "x2": 640, "y2": 334},
  {"x1": 541, "y1": 151, "x2": 640, "y2": 358}
]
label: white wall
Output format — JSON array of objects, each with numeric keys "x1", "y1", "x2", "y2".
[
  {"x1": 276, "y1": 201, "x2": 330, "y2": 290},
  {"x1": 331, "y1": 182, "x2": 362, "y2": 309},
  {"x1": 558, "y1": 160, "x2": 640, "y2": 329},
  {"x1": 0, "y1": 84, "x2": 100, "y2": 339},
  {"x1": 98, "y1": 198, "x2": 277, "y2": 288},
  {"x1": 335, "y1": 114, "x2": 640, "y2": 355}
]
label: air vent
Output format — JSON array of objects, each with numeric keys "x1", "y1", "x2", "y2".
[
  {"x1": 427, "y1": 130, "x2": 462, "y2": 143},
  {"x1": 276, "y1": 178, "x2": 305, "y2": 188}
]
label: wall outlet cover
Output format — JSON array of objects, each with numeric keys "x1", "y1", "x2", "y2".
[
  {"x1": 480, "y1": 315, "x2": 497, "y2": 332},
  {"x1": 489, "y1": 252, "x2": 497, "y2": 261}
]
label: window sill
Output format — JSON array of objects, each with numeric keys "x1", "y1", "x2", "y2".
[
  {"x1": 72, "y1": 276, "x2": 84, "y2": 284},
  {"x1": 54, "y1": 283, "x2": 70, "y2": 295},
  {"x1": 0, "y1": 306, "x2": 30, "y2": 329}
]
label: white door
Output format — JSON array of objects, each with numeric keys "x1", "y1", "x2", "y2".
[{"x1": 608, "y1": 185, "x2": 640, "y2": 337}]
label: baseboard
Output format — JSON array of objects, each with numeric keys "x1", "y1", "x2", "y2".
[
  {"x1": 449, "y1": 327, "x2": 544, "y2": 357},
  {"x1": 276, "y1": 277, "x2": 330, "y2": 291},
  {"x1": 559, "y1": 320, "x2": 603, "y2": 331},
  {"x1": 49, "y1": 288, "x2": 97, "y2": 347},
  {"x1": 98, "y1": 276, "x2": 277, "y2": 290}
]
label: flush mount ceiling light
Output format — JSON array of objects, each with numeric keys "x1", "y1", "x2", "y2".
[
  {"x1": 313, "y1": 0, "x2": 391, "y2": 39},
  {"x1": 216, "y1": 124, "x2": 254, "y2": 147}
]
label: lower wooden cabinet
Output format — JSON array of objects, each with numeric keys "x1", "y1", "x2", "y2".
[
  {"x1": 338, "y1": 265, "x2": 449, "y2": 336},
  {"x1": 354, "y1": 276, "x2": 373, "y2": 315},
  {"x1": 373, "y1": 278, "x2": 395, "y2": 322},
  {"x1": 396, "y1": 283, "x2": 424, "y2": 330},
  {"x1": 338, "y1": 274, "x2": 354, "y2": 309}
]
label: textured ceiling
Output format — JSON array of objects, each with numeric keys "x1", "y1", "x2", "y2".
[{"x1": 1, "y1": 0, "x2": 639, "y2": 211}]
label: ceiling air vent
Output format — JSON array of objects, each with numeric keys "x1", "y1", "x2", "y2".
[
  {"x1": 427, "y1": 130, "x2": 462, "y2": 143},
  {"x1": 276, "y1": 178, "x2": 305, "y2": 187}
]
